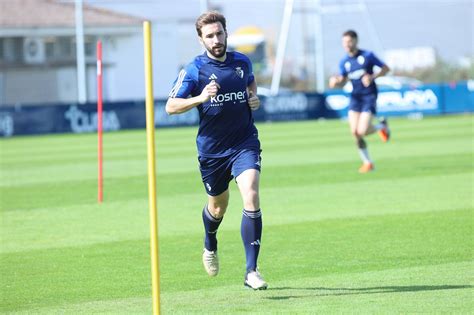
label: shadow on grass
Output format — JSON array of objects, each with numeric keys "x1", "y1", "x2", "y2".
[{"x1": 266, "y1": 285, "x2": 473, "y2": 300}]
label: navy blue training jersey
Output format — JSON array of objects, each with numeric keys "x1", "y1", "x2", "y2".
[
  {"x1": 339, "y1": 49, "x2": 386, "y2": 95},
  {"x1": 169, "y1": 51, "x2": 260, "y2": 158}
]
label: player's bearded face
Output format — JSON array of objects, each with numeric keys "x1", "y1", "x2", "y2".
[
  {"x1": 342, "y1": 36, "x2": 357, "y2": 55},
  {"x1": 200, "y1": 23, "x2": 227, "y2": 59},
  {"x1": 205, "y1": 38, "x2": 227, "y2": 58}
]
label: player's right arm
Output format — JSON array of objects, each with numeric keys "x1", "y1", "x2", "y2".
[
  {"x1": 165, "y1": 65, "x2": 220, "y2": 115},
  {"x1": 329, "y1": 59, "x2": 349, "y2": 89},
  {"x1": 166, "y1": 80, "x2": 220, "y2": 115},
  {"x1": 328, "y1": 75, "x2": 347, "y2": 89}
]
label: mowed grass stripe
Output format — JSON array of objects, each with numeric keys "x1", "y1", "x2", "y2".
[
  {"x1": 262, "y1": 129, "x2": 472, "y2": 154},
  {"x1": 257, "y1": 115, "x2": 472, "y2": 140},
  {"x1": 1, "y1": 150, "x2": 471, "y2": 211},
  {"x1": 9, "y1": 261, "x2": 472, "y2": 314},
  {"x1": 1, "y1": 131, "x2": 471, "y2": 185},
  {"x1": 0, "y1": 136, "x2": 196, "y2": 166},
  {"x1": 3, "y1": 122, "x2": 471, "y2": 167},
  {"x1": 159, "y1": 261, "x2": 473, "y2": 314},
  {"x1": 1, "y1": 115, "x2": 471, "y2": 163},
  {"x1": 1, "y1": 208, "x2": 471, "y2": 312},
  {"x1": 2, "y1": 169, "x2": 471, "y2": 254},
  {"x1": 1, "y1": 117, "x2": 471, "y2": 181},
  {"x1": 1, "y1": 155, "x2": 472, "y2": 211},
  {"x1": 2, "y1": 117, "x2": 472, "y2": 174},
  {"x1": 1, "y1": 138, "x2": 471, "y2": 185},
  {"x1": 1, "y1": 119, "x2": 471, "y2": 163},
  {"x1": 260, "y1": 121, "x2": 472, "y2": 146},
  {"x1": 0, "y1": 127, "x2": 195, "y2": 156}
]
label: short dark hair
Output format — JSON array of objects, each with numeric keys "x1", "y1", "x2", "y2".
[
  {"x1": 195, "y1": 11, "x2": 227, "y2": 37},
  {"x1": 343, "y1": 30, "x2": 358, "y2": 39}
]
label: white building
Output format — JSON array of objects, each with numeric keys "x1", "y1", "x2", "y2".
[
  {"x1": 0, "y1": 0, "x2": 148, "y2": 105},
  {"x1": 384, "y1": 47, "x2": 437, "y2": 72}
]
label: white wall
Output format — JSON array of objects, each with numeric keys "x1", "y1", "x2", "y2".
[
  {"x1": 4, "y1": 68, "x2": 57, "y2": 104},
  {"x1": 57, "y1": 67, "x2": 78, "y2": 103},
  {"x1": 104, "y1": 21, "x2": 199, "y2": 101},
  {"x1": 0, "y1": 73, "x2": 4, "y2": 104}
]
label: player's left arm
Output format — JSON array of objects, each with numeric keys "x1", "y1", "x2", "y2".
[
  {"x1": 362, "y1": 52, "x2": 391, "y2": 87},
  {"x1": 372, "y1": 64, "x2": 390, "y2": 80},
  {"x1": 247, "y1": 79, "x2": 260, "y2": 111}
]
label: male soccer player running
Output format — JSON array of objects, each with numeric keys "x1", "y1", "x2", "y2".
[
  {"x1": 329, "y1": 30, "x2": 391, "y2": 173},
  {"x1": 166, "y1": 11, "x2": 267, "y2": 290}
]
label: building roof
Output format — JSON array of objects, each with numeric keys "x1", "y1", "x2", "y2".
[{"x1": 0, "y1": 0, "x2": 143, "y2": 28}]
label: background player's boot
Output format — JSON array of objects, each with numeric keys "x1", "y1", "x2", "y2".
[
  {"x1": 202, "y1": 248, "x2": 219, "y2": 276},
  {"x1": 244, "y1": 269, "x2": 268, "y2": 290},
  {"x1": 359, "y1": 162, "x2": 374, "y2": 173},
  {"x1": 378, "y1": 117, "x2": 390, "y2": 142}
]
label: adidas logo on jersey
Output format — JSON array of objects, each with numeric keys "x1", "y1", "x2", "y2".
[{"x1": 209, "y1": 73, "x2": 218, "y2": 80}]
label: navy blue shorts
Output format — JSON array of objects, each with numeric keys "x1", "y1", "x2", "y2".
[
  {"x1": 198, "y1": 149, "x2": 262, "y2": 196},
  {"x1": 349, "y1": 94, "x2": 377, "y2": 114}
]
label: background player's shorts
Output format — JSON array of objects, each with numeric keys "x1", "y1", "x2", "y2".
[
  {"x1": 349, "y1": 93, "x2": 377, "y2": 114},
  {"x1": 198, "y1": 149, "x2": 261, "y2": 196}
]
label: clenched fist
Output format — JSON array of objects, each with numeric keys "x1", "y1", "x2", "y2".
[
  {"x1": 200, "y1": 80, "x2": 221, "y2": 102},
  {"x1": 248, "y1": 91, "x2": 260, "y2": 111}
]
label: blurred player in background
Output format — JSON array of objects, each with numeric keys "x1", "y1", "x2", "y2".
[
  {"x1": 329, "y1": 30, "x2": 391, "y2": 173},
  {"x1": 166, "y1": 11, "x2": 267, "y2": 290}
]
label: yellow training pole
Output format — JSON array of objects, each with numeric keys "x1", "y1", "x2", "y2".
[{"x1": 143, "y1": 20, "x2": 160, "y2": 315}]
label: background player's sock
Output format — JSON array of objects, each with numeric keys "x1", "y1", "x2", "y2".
[
  {"x1": 241, "y1": 209, "x2": 262, "y2": 272},
  {"x1": 357, "y1": 138, "x2": 372, "y2": 163},
  {"x1": 358, "y1": 148, "x2": 372, "y2": 163},
  {"x1": 202, "y1": 206, "x2": 222, "y2": 251}
]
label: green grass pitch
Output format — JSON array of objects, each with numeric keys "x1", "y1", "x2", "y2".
[{"x1": 1, "y1": 114, "x2": 473, "y2": 314}]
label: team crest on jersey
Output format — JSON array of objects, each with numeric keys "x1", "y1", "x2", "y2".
[
  {"x1": 344, "y1": 61, "x2": 351, "y2": 72},
  {"x1": 235, "y1": 67, "x2": 244, "y2": 79},
  {"x1": 357, "y1": 55, "x2": 365, "y2": 65}
]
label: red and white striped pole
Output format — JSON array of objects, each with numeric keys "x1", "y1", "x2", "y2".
[{"x1": 97, "y1": 40, "x2": 103, "y2": 203}]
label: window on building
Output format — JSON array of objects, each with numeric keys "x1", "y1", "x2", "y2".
[
  {"x1": 58, "y1": 37, "x2": 73, "y2": 60},
  {"x1": 1, "y1": 38, "x2": 23, "y2": 63},
  {"x1": 0, "y1": 39, "x2": 4, "y2": 61},
  {"x1": 45, "y1": 37, "x2": 56, "y2": 59},
  {"x1": 41, "y1": 36, "x2": 97, "y2": 63},
  {"x1": 1, "y1": 36, "x2": 100, "y2": 65}
]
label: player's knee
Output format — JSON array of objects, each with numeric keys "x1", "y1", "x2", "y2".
[
  {"x1": 357, "y1": 127, "x2": 368, "y2": 136},
  {"x1": 208, "y1": 203, "x2": 228, "y2": 218},
  {"x1": 211, "y1": 206, "x2": 227, "y2": 218},
  {"x1": 243, "y1": 189, "x2": 260, "y2": 210},
  {"x1": 352, "y1": 129, "x2": 364, "y2": 138}
]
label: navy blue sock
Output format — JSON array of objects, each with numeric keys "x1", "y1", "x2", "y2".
[
  {"x1": 241, "y1": 209, "x2": 262, "y2": 273},
  {"x1": 202, "y1": 206, "x2": 222, "y2": 251}
]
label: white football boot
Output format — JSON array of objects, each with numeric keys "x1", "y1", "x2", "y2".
[
  {"x1": 202, "y1": 248, "x2": 219, "y2": 277},
  {"x1": 244, "y1": 269, "x2": 268, "y2": 290}
]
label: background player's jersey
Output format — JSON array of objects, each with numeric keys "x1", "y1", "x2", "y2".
[
  {"x1": 339, "y1": 49, "x2": 386, "y2": 95},
  {"x1": 169, "y1": 51, "x2": 260, "y2": 158}
]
